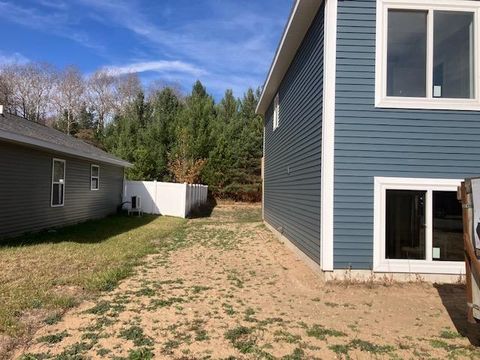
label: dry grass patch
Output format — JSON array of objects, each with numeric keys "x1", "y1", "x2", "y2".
[{"x1": 0, "y1": 214, "x2": 184, "y2": 346}]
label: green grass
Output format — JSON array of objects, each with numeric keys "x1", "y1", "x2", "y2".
[
  {"x1": 306, "y1": 324, "x2": 346, "y2": 340},
  {"x1": 0, "y1": 214, "x2": 185, "y2": 337},
  {"x1": 191, "y1": 285, "x2": 211, "y2": 294},
  {"x1": 148, "y1": 297, "x2": 185, "y2": 310},
  {"x1": 274, "y1": 330, "x2": 301, "y2": 344},
  {"x1": 439, "y1": 328, "x2": 463, "y2": 339},
  {"x1": 119, "y1": 325, "x2": 154, "y2": 347},
  {"x1": 36, "y1": 330, "x2": 69, "y2": 344},
  {"x1": 224, "y1": 326, "x2": 257, "y2": 354},
  {"x1": 329, "y1": 339, "x2": 396, "y2": 358},
  {"x1": 282, "y1": 348, "x2": 305, "y2": 360},
  {"x1": 85, "y1": 301, "x2": 112, "y2": 315},
  {"x1": 127, "y1": 347, "x2": 154, "y2": 359},
  {"x1": 222, "y1": 303, "x2": 236, "y2": 316}
]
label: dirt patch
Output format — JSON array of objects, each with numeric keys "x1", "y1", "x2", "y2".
[{"x1": 12, "y1": 204, "x2": 480, "y2": 359}]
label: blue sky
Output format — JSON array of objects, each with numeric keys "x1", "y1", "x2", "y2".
[{"x1": 0, "y1": 0, "x2": 293, "y2": 100}]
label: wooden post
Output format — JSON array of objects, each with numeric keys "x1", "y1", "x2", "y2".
[
  {"x1": 461, "y1": 182, "x2": 474, "y2": 323},
  {"x1": 460, "y1": 180, "x2": 480, "y2": 325}
]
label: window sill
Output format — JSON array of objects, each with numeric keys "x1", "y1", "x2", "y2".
[
  {"x1": 375, "y1": 97, "x2": 480, "y2": 111},
  {"x1": 374, "y1": 259, "x2": 465, "y2": 274}
]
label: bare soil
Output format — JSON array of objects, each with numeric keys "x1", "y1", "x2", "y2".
[{"x1": 13, "y1": 204, "x2": 480, "y2": 359}]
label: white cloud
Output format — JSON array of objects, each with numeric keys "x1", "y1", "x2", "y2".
[
  {"x1": 102, "y1": 60, "x2": 206, "y2": 77},
  {"x1": 75, "y1": 0, "x2": 288, "y2": 96},
  {"x1": 0, "y1": 52, "x2": 29, "y2": 65},
  {"x1": 0, "y1": 1, "x2": 105, "y2": 53}
]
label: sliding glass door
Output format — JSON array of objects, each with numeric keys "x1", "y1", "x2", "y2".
[{"x1": 375, "y1": 177, "x2": 465, "y2": 274}]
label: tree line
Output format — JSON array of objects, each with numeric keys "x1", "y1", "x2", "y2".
[{"x1": 0, "y1": 62, "x2": 263, "y2": 201}]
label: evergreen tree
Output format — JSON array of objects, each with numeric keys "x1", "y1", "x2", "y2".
[
  {"x1": 140, "y1": 87, "x2": 183, "y2": 181},
  {"x1": 102, "y1": 81, "x2": 263, "y2": 200},
  {"x1": 174, "y1": 80, "x2": 216, "y2": 159},
  {"x1": 78, "y1": 104, "x2": 95, "y2": 130}
]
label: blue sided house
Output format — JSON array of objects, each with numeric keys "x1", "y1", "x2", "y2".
[{"x1": 256, "y1": 0, "x2": 480, "y2": 279}]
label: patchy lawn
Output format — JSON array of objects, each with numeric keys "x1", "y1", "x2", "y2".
[
  {"x1": 10, "y1": 204, "x2": 480, "y2": 359},
  {"x1": 0, "y1": 214, "x2": 185, "y2": 356}
]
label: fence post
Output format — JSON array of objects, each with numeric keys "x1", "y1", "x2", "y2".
[
  {"x1": 184, "y1": 183, "x2": 189, "y2": 218},
  {"x1": 153, "y1": 180, "x2": 158, "y2": 214}
]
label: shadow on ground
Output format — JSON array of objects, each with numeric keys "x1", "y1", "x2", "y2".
[
  {"x1": 0, "y1": 213, "x2": 158, "y2": 248},
  {"x1": 435, "y1": 283, "x2": 480, "y2": 345},
  {"x1": 188, "y1": 194, "x2": 218, "y2": 219}
]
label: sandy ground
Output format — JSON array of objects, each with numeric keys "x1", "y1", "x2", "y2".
[{"x1": 13, "y1": 204, "x2": 480, "y2": 359}]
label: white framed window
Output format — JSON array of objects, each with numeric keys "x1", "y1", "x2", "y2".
[
  {"x1": 374, "y1": 177, "x2": 465, "y2": 274},
  {"x1": 51, "y1": 158, "x2": 66, "y2": 207},
  {"x1": 273, "y1": 93, "x2": 280, "y2": 130},
  {"x1": 91, "y1": 165, "x2": 100, "y2": 191},
  {"x1": 375, "y1": 0, "x2": 480, "y2": 111}
]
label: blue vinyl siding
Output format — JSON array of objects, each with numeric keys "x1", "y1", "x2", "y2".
[
  {"x1": 263, "y1": 4, "x2": 324, "y2": 264},
  {"x1": 334, "y1": 0, "x2": 480, "y2": 269}
]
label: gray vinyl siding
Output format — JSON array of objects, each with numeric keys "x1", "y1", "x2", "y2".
[
  {"x1": 263, "y1": 4, "x2": 324, "y2": 264},
  {"x1": 0, "y1": 141, "x2": 124, "y2": 239},
  {"x1": 334, "y1": 0, "x2": 480, "y2": 269}
]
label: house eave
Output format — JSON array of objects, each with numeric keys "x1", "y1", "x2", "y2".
[
  {"x1": 256, "y1": 0, "x2": 323, "y2": 115},
  {"x1": 0, "y1": 129, "x2": 133, "y2": 168}
]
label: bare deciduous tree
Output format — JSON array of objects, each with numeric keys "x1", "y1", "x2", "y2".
[
  {"x1": 3, "y1": 62, "x2": 56, "y2": 123},
  {"x1": 115, "y1": 73, "x2": 142, "y2": 111},
  {"x1": 0, "y1": 68, "x2": 15, "y2": 114},
  {"x1": 146, "y1": 79, "x2": 184, "y2": 101},
  {"x1": 86, "y1": 69, "x2": 116, "y2": 131},
  {"x1": 53, "y1": 66, "x2": 85, "y2": 134}
]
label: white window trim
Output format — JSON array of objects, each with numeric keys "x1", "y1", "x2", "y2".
[
  {"x1": 375, "y1": 0, "x2": 480, "y2": 111},
  {"x1": 91, "y1": 164, "x2": 100, "y2": 191},
  {"x1": 374, "y1": 177, "x2": 465, "y2": 274},
  {"x1": 51, "y1": 158, "x2": 66, "y2": 208},
  {"x1": 273, "y1": 93, "x2": 280, "y2": 131}
]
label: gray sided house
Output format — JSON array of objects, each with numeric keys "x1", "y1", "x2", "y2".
[
  {"x1": 0, "y1": 112, "x2": 131, "y2": 239},
  {"x1": 258, "y1": 0, "x2": 480, "y2": 279}
]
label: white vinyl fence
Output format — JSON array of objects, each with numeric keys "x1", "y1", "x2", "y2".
[{"x1": 123, "y1": 181, "x2": 208, "y2": 218}]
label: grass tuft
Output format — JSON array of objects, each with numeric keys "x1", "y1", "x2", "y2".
[
  {"x1": 306, "y1": 324, "x2": 346, "y2": 340},
  {"x1": 127, "y1": 347, "x2": 154, "y2": 360},
  {"x1": 225, "y1": 326, "x2": 257, "y2": 354},
  {"x1": 36, "y1": 330, "x2": 69, "y2": 344},
  {"x1": 439, "y1": 328, "x2": 463, "y2": 339},
  {"x1": 119, "y1": 325, "x2": 154, "y2": 347}
]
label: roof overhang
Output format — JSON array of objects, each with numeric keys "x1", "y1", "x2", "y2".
[
  {"x1": 256, "y1": 0, "x2": 323, "y2": 115},
  {"x1": 0, "y1": 129, "x2": 133, "y2": 168}
]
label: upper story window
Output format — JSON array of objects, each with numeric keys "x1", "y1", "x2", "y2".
[
  {"x1": 51, "y1": 158, "x2": 65, "y2": 207},
  {"x1": 376, "y1": 0, "x2": 480, "y2": 110},
  {"x1": 273, "y1": 93, "x2": 280, "y2": 130},
  {"x1": 91, "y1": 165, "x2": 100, "y2": 190}
]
